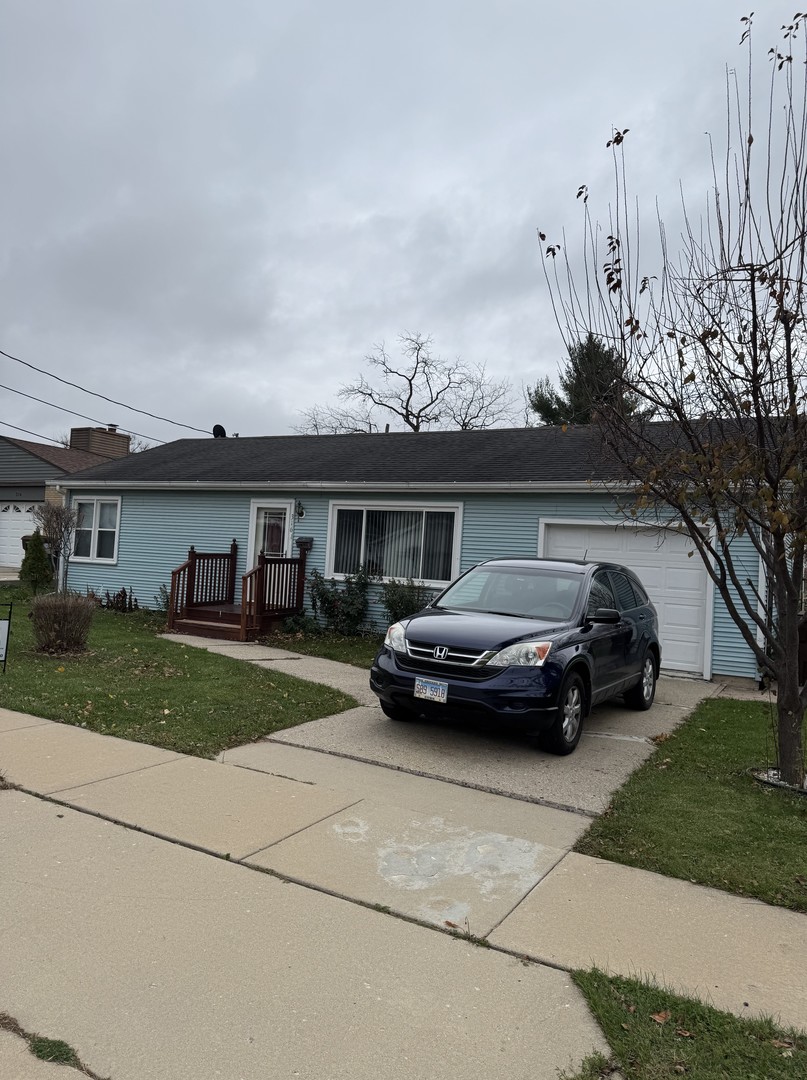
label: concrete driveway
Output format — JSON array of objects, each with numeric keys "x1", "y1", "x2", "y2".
[{"x1": 259, "y1": 674, "x2": 719, "y2": 815}]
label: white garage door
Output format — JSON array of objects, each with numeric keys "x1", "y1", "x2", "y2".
[
  {"x1": 543, "y1": 522, "x2": 708, "y2": 675},
  {"x1": 0, "y1": 502, "x2": 40, "y2": 569}
]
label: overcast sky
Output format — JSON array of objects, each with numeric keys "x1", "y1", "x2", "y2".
[{"x1": 0, "y1": 1, "x2": 777, "y2": 447}]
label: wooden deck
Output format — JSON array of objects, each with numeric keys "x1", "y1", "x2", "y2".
[{"x1": 167, "y1": 541, "x2": 308, "y2": 642}]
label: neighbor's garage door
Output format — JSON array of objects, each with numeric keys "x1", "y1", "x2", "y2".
[
  {"x1": 0, "y1": 501, "x2": 40, "y2": 569},
  {"x1": 543, "y1": 522, "x2": 708, "y2": 675}
]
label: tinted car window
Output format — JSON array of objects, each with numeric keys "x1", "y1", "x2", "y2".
[
  {"x1": 436, "y1": 566, "x2": 582, "y2": 619},
  {"x1": 586, "y1": 571, "x2": 616, "y2": 616},
  {"x1": 630, "y1": 576, "x2": 650, "y2": 605},
  {"x1": 609, "y1": 571, "x2": 640, "y2": 612}
]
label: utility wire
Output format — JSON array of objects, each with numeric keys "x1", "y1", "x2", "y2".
[
  {"x1": 0, "y1": 381, "x2": 164, "y2": 444},
  {"x1": 0, "y1": 420, "x2": 63, "y2": 444},
  {"x1": 0, "y1": 347, "x2": 212, "y2": 435}
]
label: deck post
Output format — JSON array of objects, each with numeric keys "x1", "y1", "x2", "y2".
[
  {"x1": 227, "y1": 539, "x2": 238, "y2": 603},
  {"x1": 185, "y1": 546, "x2": 196, "y2": 611}
]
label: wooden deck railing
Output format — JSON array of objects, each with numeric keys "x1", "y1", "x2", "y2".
[
  {"x1": 240, "y1": 548, "x2": 308, "y2": 639},
  {"x1": 167, "y1": 540, "x2": 238, "y2": 630}
]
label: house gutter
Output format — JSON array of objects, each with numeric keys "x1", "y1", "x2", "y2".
[{"x1": 49, "y1": 479, "x2": 634, "y2": 494}]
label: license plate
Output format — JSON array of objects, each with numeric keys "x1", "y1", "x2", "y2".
[{"x1": 414, "y1": 676, "x2": 448, "y2": 704}]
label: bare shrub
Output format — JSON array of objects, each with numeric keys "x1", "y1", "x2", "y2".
[{"x1": 30, "y1": 592, "x2": 96, "y2": 654}]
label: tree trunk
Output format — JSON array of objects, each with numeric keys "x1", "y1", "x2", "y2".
[{"x1": 775, "y1": 583, "x2": 806, "y2": 788}]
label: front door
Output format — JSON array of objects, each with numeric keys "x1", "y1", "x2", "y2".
[{"x1": 251, "y1": 505, "x2": 290, "y2": 564}]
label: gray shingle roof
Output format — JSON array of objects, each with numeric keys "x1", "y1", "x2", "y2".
[
  {"x1": 3, "y1": 436, "x2": 112, "y2": 473},
  {"x1": 63, "y1": 427, "x2": 625, "y2": 486}
]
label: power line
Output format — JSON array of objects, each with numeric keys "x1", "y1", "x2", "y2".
[
  {"x1": 0, "y1": 381, "x2": 164, "y2": 444},
  {"x1": 0, "y1": 420, "x2": 63, "y2": 444},
  {"x1": 0, "y1": 347, "x2": 212, "y2": 435}
]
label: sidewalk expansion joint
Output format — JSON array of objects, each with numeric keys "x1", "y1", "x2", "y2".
[
  {"x1": 584, "y1": 732, "x2": 653, "y2": 744},
  {"x1": 46, "y1": 756, "x2": 183, "y2": 795},
  {"x1": 12, "y1": 784, "x2": 579, "y2": 979},
  {"x1": 264, "y1": 736, "x2": 599, "y2": 818},
  {"x1": 238, "y1": 797, "x2": 365, "y2": 860}
]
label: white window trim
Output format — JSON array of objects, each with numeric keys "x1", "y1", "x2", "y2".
[
  {"x1": 71, "y1": 496, "x2": 122, "y2": 565},
  {"x1": 326, "y1": 500, "x2": 463, "y2": 585}
]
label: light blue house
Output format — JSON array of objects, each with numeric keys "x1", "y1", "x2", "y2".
[{"x1": 57, "y1": 427, "x2": 763, "y2": 682}]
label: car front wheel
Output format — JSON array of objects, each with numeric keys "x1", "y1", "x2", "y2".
[
  {"x1": 624, "y1": 652, "x2": 656, "y2": 711},
  {"x1": 539, "y1": 671, "x2": 586, "y2": 755}
]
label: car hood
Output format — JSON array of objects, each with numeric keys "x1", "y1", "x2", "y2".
[{"x1": 403, "y1": 608, "x2": 569, "y2": 650}]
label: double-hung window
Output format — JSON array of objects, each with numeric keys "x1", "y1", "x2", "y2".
[
  {"x1": 330, "y1": 504, "x2": 459, "y2": 583},
  {"x1": 73, "y1": 498, "x2": 120, "y2": 563}
]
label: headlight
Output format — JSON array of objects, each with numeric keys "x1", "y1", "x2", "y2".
[
  {"x1": 487, "y1": 641, "x2": 552, "y2": 667},
  {"x1": 384, "y1": 622, "x2": 407, "y2": 651}
]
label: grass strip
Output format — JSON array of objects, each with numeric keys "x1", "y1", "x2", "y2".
[
  {"x1": 0, "y1": 1012, "x2": 109, "y2": 1078},
  {"x1": 0, "y1": 591, "x2": 357, "y2": 757},
  {"x1": 575, "y1": 697, "x2": 807, "y2": 911},
  {"x1": 562, "y1": 969, "x2": 806, "y2": 1080}
]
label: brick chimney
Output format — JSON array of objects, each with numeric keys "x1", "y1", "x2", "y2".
[{"x1": 69, "y1": 425, "x2": 131, "y2": 459}]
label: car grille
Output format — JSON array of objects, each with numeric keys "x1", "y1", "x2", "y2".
[{"x1": 398, "y1": 639, "x2": 498, "y2": 681}]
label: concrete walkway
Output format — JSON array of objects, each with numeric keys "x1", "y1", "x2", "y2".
[{"x1": 1, "y1": 638, "x2": 805, "y2": 1079}]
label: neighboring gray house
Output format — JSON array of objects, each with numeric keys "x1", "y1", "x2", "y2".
[
  {"x1": 57, "y1": 427, "x2": 762, "y2": 681},
  {"x1": 0, "y1": 427, "x2": 130, "y2": 569}
]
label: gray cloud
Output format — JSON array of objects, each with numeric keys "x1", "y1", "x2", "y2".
[{"x1": 0, "y1": 0, "x2": 779, "y2": 443}]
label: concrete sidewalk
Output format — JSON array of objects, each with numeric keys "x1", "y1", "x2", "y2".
[{"x1": 1, "y1": 640, "x2": 805, "y2": 1078}]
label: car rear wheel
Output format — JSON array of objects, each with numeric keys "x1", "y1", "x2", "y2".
[
  {"x1": 624, "y1": 652, "x2": 656, "y2": 711},
  {"x1": 539, "y1": 671, "x2": 586, "y2": 755},
  {"x1": 380, "y1": 701, "x2": 414, "y2": 722}
]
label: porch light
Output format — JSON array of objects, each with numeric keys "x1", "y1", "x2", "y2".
[{"x1": 295, "y1": 500, "x2": 306, "y2": 519}]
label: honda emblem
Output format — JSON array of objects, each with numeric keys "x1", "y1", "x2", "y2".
[{"x1": 433, "y1": 646, "x2": 449, "y2": 660}]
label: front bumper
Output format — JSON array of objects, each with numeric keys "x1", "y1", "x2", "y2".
[{"x1": 369, "y1": 647, "x2": 565, "y2": 732}]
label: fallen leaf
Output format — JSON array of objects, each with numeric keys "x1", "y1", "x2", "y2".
[
  {"x1": 621, "y1": 1023, "x2": 630, "y2": 1031},
  {"x1": 676, "y1": 1028, "x2": 694, "y2": 1038},
  {"x1": 651, "y1": 1011, "x2": 671, "y2": 1024},
  {"x1": 772, "y1": 1039, "x2": 794, "y2": 1049},
  {"x1": 444, "y1": 920, "x2": 461, "y2": 929},
  {"x1": 651, "y1": 732, "x2": 670, "y2": 744}
]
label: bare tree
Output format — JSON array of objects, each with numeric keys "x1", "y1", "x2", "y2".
[
  {"x1": 441, "y1": 362, "x2": 516, "y2": 430},
  {"x1": 540, "y1": 12, "x2": 807, "y2": 787},
  {"x1": 296, "y1": 332, "x2": 518, "y2": 433},
  {"x1": 31, "y1": 502, "x2": 78, "y2": 591}
]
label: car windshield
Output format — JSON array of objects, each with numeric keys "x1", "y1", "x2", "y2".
[{"x1": 434, "y1": 566, "x2": 583, "y2": 620}]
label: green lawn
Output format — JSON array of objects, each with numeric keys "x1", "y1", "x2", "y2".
[
  {"x1": 575, "y1": 697, "x2": 807, "y2": 911},
  {"x1": 563, "y1": 970, "x2": 806, "y2": 1080},
  {"x1": 0, "y1": 588, "x2": 356, "y2": 757},
  {"x1": 266, "y1": 629, "x2": 384, "y2": 668}
]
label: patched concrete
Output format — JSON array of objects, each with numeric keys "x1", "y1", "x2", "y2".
[
  {"x1": 0, "y1": 722, "x2": 182, "y2": 793},
  {"x1": 60, "y1": 755, "x2": 359, "y2": 858},
  {"x1": 224, "y1": 741, "x2": 591, "y2": 849},
  {"x1": 489, "y1": 852, "x2": 807, "y2": 1030},
  {"x1": 249, "y1": 800, "x2": 566, "y2": 935},
  {"x1": 0, "y1": 708, "x2": 52, "y2": 733},
  {"x1": 1, "y1": 791, "x2": 608, "y2": 1080}
]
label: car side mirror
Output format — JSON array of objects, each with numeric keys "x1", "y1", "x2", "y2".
[{"x1": 590, "y1": 607, "x2": 620, "y2": 624}]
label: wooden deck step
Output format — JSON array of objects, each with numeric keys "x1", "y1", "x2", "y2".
[{"x1": 170, "y1": 619, "x2": 245, "y2": 642}]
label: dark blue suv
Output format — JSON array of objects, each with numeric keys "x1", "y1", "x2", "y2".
[{"x1": 369, "y1": 558, "x2": 661, "y2": 754}]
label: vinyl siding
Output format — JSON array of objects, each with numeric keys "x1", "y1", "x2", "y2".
[{"x1": 63, "y1": 487, "x2": 760, "y2": 680}]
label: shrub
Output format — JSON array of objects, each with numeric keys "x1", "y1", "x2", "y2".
[
  {"x1": 380, "y1": 577, "x2": 435, "y2": 625},
  {"x1": 153, "y1": 583, "x2": 170, "y2": 615},
  {"x1": 101, "y1": 587, "x2": 139, "y2": 613},
  {"x1": 308, "y1": 565, "x2": 373, "y2": 636},
  {"x1": 30, "y1": 592, "x2": 96, "y2": 653},
  {"x1": 282, "y1": 613, "x2": 323, "y2": 636},
  {"x1": 19, "y1": 529, "x2": 54, "y2": 595}
]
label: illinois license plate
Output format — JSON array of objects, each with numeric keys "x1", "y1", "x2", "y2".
[{"x1": 414, "y1": 676, "x2": 448, "y2": 704}]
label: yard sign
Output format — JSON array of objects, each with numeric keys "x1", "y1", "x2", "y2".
[{"x1": 0, "y1": 603, "x2": 11, "y2": 673}]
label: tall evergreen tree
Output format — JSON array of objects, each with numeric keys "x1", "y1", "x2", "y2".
[{"x1": 528, "y1": 333, "x2": 635, "y2": 425}]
